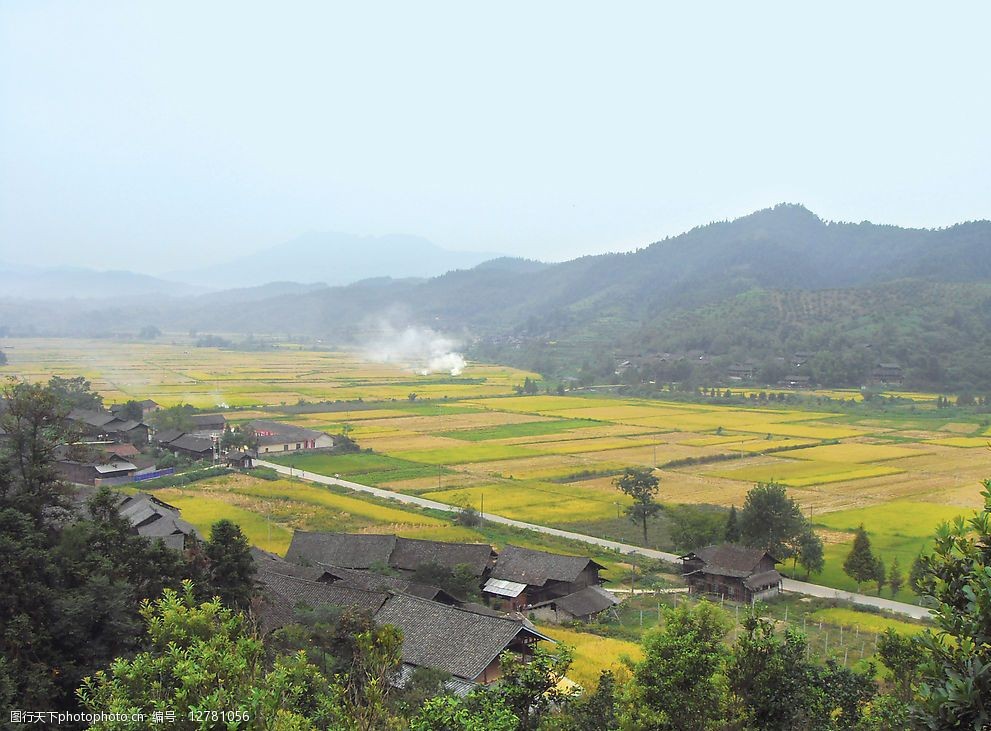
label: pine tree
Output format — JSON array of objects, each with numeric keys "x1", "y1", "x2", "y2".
[
  {"x1": 204, "y1": 520, "x2": 256, "y2": 609},
  {"x1": 874, "y1": 556, "x2": 886, "y2": 595},
  {"x1": 724, "y1": 506, "x2": 740, "y2": 543},
  {"x1": 842, "y1": 525, "x2": 878, "y2": 592},
  {"x1": 888, "y1": 557, "x2": 903, "y2": 596}
]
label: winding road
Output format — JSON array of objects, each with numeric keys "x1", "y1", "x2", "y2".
[{"x1": 257, "y1": 459, "x2": 932, "y2": 621}]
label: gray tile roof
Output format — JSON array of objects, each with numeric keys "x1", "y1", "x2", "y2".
[
  {"x1": 390, "y1": 537, "x2": 494, "y2": 576},
  {"x1": 245, "y1": 420, "x2": 325, "y2": 442},
  {"x1": 491, "y1": 545, "x2": 604, "y2": 587},
  {"x1": 153, "y1": 429, "x2": 185, "y2": 444},
  {"x1": 374, "y1": 593, "x2": 549, "y2": 681},
  {"x1": 285, "y1": 531, "x2": 397, "y2": 569},
  {"x1": 167, "y1": 434, "x2": 215, "y2": 454},
  {"x1": 546, "y1": 586, "x2": 619, "y2": 619},
  {"x1": 256, "y1": 567, "x2": 390, "y2": 619},
  {"x1": 743, "y1": 569, "x2": 783, "y2": 591},
  {"x1": 320, "y1": 565, "x2": 454, "y2": 603},
  {"x1": 685, "y1": 544, "x2": 779, "y2": 577}
]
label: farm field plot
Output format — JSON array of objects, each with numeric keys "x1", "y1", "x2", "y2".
[
  {"x1": 393, "y1": 444, "x2": 543, "y2": 465},
  {"x1": 421, "y1": 481, "x2": 627, "y2": 523},
  {"x1": 706, "y1": 459, "x2": 904, "y2": 488},
  {"x1": 525, "y1": 436, "x2": 666, "y2": 455},
  {"x1": 434, "y1": 418, "x2": 600, "y2": 441},
  {"x1": 786, "y1": 443, "x2": 928, "y2": 463},
  {"x1": 926, "y1": 436, "x2": 991, "y2": 448}
]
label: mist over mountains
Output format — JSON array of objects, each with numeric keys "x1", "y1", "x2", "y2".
[
  {"x1": 167, "y1": 232, "x2": 505, "y2": 288},
  {"x1": 3, "y1": 204, "x2": 991, "y2": 390}
]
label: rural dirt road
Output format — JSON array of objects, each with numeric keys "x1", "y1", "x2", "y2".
[{"x1": 257, "y1": 460, "x2": 933, "y2": 621}]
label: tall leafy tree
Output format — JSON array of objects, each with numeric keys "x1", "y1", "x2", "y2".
[
  {"x1": 795, "y1": 527, "x2": 825, "y2": 579},
  {"x1": 614, "y1": 467, "x2": 661, "y2": 545},
  {"x1": 842, "y1": 525, "x2": 878, "y2": 592},
  {"x1": 622, "y1": 601, "x2": 732, "y2": 731},
  {"x1": 47, "y1": 375, "x2": 103, "y2": 411},
  {"x1": 738, "y1": 482, "x2": 807, "y2": 560}
]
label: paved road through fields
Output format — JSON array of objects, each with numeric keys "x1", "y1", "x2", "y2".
[{"x1": 256, "y1": 459, "x2": 933, "y2": 621}]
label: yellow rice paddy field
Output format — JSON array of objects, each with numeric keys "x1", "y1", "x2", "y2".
[{"x1": 5, "y1": 337, "x2": 991, "y2": 600}]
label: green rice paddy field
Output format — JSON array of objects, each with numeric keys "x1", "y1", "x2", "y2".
[{"x1": 5, "y1": 337, "x2": 991, "y2": 605}]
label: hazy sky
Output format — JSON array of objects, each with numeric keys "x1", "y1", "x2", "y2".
[{"x1": 2, "y1": 1, "x2": 989, "y2": 273}]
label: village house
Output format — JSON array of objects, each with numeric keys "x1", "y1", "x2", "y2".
[
  {"x1": 116, "y1": 492, "x2": 199, "y2": 550},
  {"x1": 243, "y1": 419, "x2": 334, "y2": 455},
  {"x1": 871, "y1": 362, "x2": 904, "y2": 385},
  {"x1": 57, "y1": 458, "x2": 137, "y2": 486},
  {"x1": 68, "y1": 408, "x2": 150, "y2": 444},
  {"x1": 225, "y1": 450, "x2": 254, "y2": 469},
  {"x1": 162, "y1": 433, "x2": 216, "y2": 460},
  {"x1": 189, "y1": 413, "x2": 227, "y2": 437},
  {"x1": 727, "y1": 363, "x2": 757, "y2": 381},
  {"x1": 680, "y1": 543, "x2": 782, "y2": 603},
  {"x1": 528, "y1": 585, "x2": 620, "y2": 624},
  {"x1": 483, "y1": 545, "x2": 606, "y2": 611}
]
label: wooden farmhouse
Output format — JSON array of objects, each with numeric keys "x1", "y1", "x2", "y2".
[
  {"x1": 483, "y1": 545, "x2": 606, "y2": 611},
  {"x1": 243, "y1": 419, "x2": 334, "y2": 455},
  {"x1": 680, "y1": 544, "x2": 782, "y2": 603}
]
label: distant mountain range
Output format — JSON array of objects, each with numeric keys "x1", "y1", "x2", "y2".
[
  {"x1": 0, "y1": 265, "x2": 205, "y2": 300},
  {"x1": 167, "y1": 232, "x2": 505, "y2": 288},
  {"x1": 4, "y1": 204, "x2": 991, "y2": 390}
]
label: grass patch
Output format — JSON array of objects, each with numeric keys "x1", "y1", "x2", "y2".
[{"x1": 394, "y1": 444, "x2": 541, "y2": 465}]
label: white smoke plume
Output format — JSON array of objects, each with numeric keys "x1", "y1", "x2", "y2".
[{"x1": 365, "y1": 323, "x2": 467, "y2": 376}]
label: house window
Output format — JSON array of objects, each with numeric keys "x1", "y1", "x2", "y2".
[
  {"x1": 283, "y1": 445, "x2": 289, "y2": 451},
  {"x1": 295, "y1": 443, "x2": 301, "y2": 450}
]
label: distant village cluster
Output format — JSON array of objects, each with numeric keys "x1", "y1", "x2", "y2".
[
  {"x1": 615, "y1": 350, "x2": 903, "y2": 390},
  {"x1": 52, "y1": 400, "x2": 334, "y2": 488}
]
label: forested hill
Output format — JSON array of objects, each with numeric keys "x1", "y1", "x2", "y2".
[{"x1": 4, "y1": 204, "x2": 991, "y2": 390}]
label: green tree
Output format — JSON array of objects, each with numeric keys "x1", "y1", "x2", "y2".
[
  {"x1": 738, "y1": 482, "x2": 807, "y2": 560},
  {"x1": 729, "y1": 609, "x2": 821, "y2": 730},
  {"x1": 78, "y1": 583, "x2": 341, "y2": 729},
  {"x1": 795, "y1": 527, "x2": 825, "y2": 579},
  {"x1": 138, "y1": 325, "x2": 161, "y2": 339},
  {"x1": 116, "y1": 399, "x2": 144, "y2": 421},
  {"x1": 47, "y1": 374, "x2": 103, "y2": 410},
  {"x1": 842, "y1": 525, "x2": 878, "y2": 592},
  {"x1": 909, "y1": 554, "x2": 927, "y2": 595},
  {"x1": 614, "y1": 467, "x2": 661, "y2": 545},
  {"x1": 724, "y1": 505, "x2": 741, "y2": 543},
  {"x1": 494, "y1": 645, "x2": 575, "y2": 731},
  {"x1": 876, "y1": 629, "x2": 924, "y2": 703},
  {"x1": 149, "y1": 402, "x2": 197, "y2": 433},
  {"x1": 888, "y1": 556, "x2": 903, "y2": 596},
  {"x1": 621, "y1": 600, "x2": 732, "y2": 731},
  {"x1": 559, "y1": 670, "x2": 619, "y2": 731},
  {"x1": 203, "y1": 519, "x2": 256, "y2": 609},
  {"x1": 668, "y1": 504, "x2": 726, "y2": 551},
  {"x1": 410, "y1": 693, "x2": 517, "y2": 731},
  {"x1": 873, "y1": 556, "x2": 886, "y2": 596},
  {"x1": 412, "y1": 561, "x2": 479, "y2": 601},
  {"x1": 914, "y1": 483, "x2": 991, "y2": 729}
]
